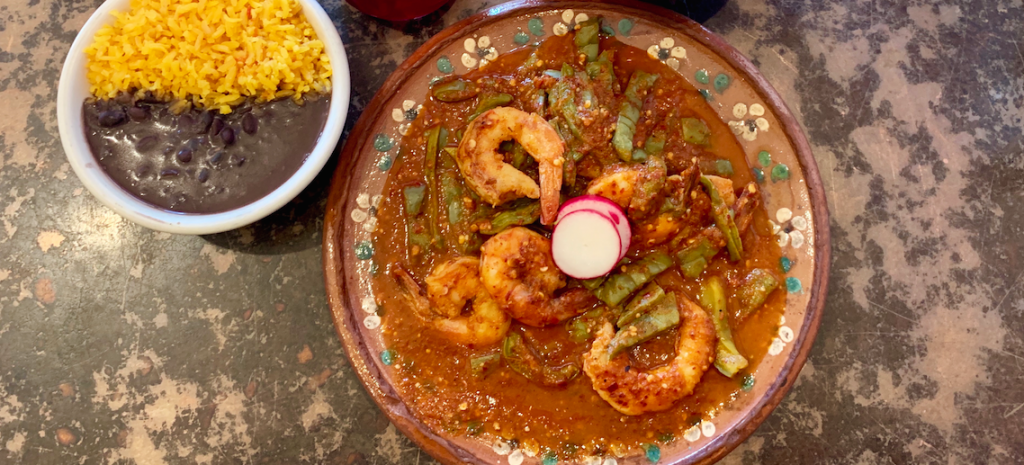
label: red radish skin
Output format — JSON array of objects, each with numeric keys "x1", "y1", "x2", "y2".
[
  {"x1": 556, "y1": 195, "x2": 622, "y2": 221},
  {"x1": 557, "y1": 195, "x2": 631, "y2": 260},
  {"x1": 551, "y1": 209, "x2": 623, "y2": 280}
]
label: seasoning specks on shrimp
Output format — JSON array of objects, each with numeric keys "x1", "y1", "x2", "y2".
[
  {"x1": 394, "y1": 257, "x2": 510, "y2": 346},
  {"x1": 584, "y1": 294, "x2": 717, "y2": 415},
  {"x1": 480, "y1": 227, "x2": 598, "y2": 326},
  {"x1": 456, "y1": 107, "x2": 565, "y2": 225}
]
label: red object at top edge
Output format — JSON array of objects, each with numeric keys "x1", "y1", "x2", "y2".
[{"x1": 346, "y1": 0, "x2": 449, "y2": 21}]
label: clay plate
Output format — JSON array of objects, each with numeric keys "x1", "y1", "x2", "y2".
[{"x1": 323, "y1": 1, "x2": 831, "y2": 463}]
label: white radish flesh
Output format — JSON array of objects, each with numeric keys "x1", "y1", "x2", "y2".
[
  {"x1": 551, "y1": 209, "x2": 622, "y2": 280},
  {"x1": 557, "y1": 195, "x2": 631, "y2": 260}
]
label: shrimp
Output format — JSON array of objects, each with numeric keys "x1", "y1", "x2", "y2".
[
  {"x1": 424, "y1": 257, "x2": 481, "y2": 319},
  {"x1": 586, "y1": 164, "x2": 640, "y2": 208},
  {"x1": 456, "y1": 107, "x2": 565, "y2": 225},
  {"x1": 583, "y1": 294, "x2": 716, "y2": 415},
  {"x1": 393, "y1": 258, "x2": 510, "y2": 346},
  {"x1": 480, "y1": 227, "x2": 598, "y2": 327},
  {"x1": 587, "y1": 156, "x2": 667, "y2": 221},
  {"x1": 634, "y1": 171, "x2": 705, "y2": 247}
]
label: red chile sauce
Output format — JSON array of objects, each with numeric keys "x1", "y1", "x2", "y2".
[{"x1": 371, "y1": 34, "x2": 784, "y2": 460}]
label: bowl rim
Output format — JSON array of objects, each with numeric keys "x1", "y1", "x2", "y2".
[
  {"x1": 322, "y1": 1, "x2": 831, "y2": 463},
  {"x1": 56, "y1": 0, "x2": 350, "y2": 235}
]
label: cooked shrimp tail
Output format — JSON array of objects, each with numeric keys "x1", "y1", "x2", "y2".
[
  {"x1": 732, "y1": 182, "x2": 761, "y2": 232},
  {"x1": 456, "y1": 107, "x2": 565, "y2": 224},
  {"x1": 392, "y1": 264, "x2": 432, "y2": 319}
]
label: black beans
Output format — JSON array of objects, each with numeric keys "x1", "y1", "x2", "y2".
[
  {"x1": 210, "y1": 117, "x2": 224, "y2": 136},
  {"x1": 84, "y1": 92, "x2": 330, "y2": 214},
  {"x1": 220, "y1": 127, "x2": 236, "y2": 145},
  {"x1": 176, "y1": 148, "x2": 193, "y2": 163},
  {"x1": 242, "y1": 113, "x2": 258, "y2": 135},
  {"x1": 127, "y1": 106, "x2": 148, "y2": 121},
  {"x1": 178, "y1": 114, "x2": 194, "y2": 130},
  {"x1": 98, "y1": 109, "x2": 126, "y2": 127},
  {"x1": 135, "y1": 135, "x2": 158, "y2": 152},
  {"x1": 185, "y1": 137, "x2": 203, "y2": 151},
  {"x1": 197, "y1": 111, "x2": 214, "y2": 133}
]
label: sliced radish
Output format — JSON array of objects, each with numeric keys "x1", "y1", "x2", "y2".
[
  {"x1": 557, "y1": 195, "x2": 631, "y2": 260},
  {"x1": 552, "y1": 209, "x2": 623, "y2": 279},
  {"x1": 557, "y1": 194, "x2": 622, "y2": 221}
]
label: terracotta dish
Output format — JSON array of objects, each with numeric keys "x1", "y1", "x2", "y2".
[{"x1": 323, "y1": 1, "x2": 830, "y2": 463}]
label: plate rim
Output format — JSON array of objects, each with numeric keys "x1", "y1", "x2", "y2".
[{"x1": 322, "y1": 1, "x2": 832, "y2": 463}]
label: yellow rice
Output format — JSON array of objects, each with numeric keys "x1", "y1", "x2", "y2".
[{"x1": 85, "y1": 0, "x2": 332, "y2": 114}]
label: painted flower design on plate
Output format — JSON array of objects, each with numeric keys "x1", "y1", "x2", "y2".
[
  {"x1": 462, "y1": 36, "x2": 499, "y2": 69},
  {"x1": 391, "y1": 99, "x2": 422, "y2": 136},
  {"x1": 728, "y1": 102, "x2": 770, "y2": 141},
  {"x1": 647, "y1": 37, "x2": 687, "y2": 70}
]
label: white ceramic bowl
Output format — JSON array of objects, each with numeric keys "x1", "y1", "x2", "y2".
[{"x1": 57, "y1": 0, "x2": 350, "y2": 235}]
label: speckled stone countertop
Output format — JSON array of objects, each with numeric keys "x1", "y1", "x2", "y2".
[{"x1": 1, "y1": 0, "x2": 1022, "y2": 463}]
